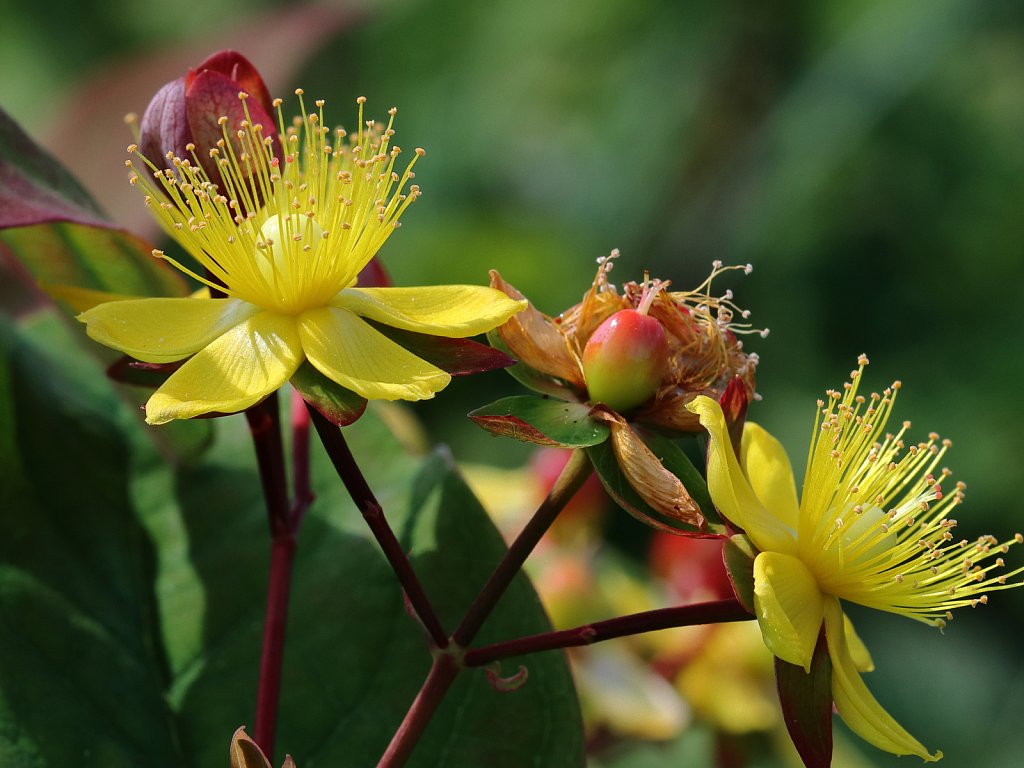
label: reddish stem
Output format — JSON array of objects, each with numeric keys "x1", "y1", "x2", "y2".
[
  {"x1": 307, "y1": 405, "x2": 449, "y2": 649},
  {"x1": 290, "y1": 390, "x2": 314, "y2": 524},
  {"x1": 246, "y1": 394, "x2": 292, "y2": 537},
  {"x1": 253, "y1": 535, "x2": 297, "y2": 756},
  {"x1": 377, "y1": 653, "x2": 461, "y2": 768},
  {"x1": 451, "y1": 448, "x2": 592, "y2": 647},
  {"x1": 463, "y1": 597, "x2": 752, "y2": 667},
  {"x1": 244, "y1": 393, "x2": 298, "y2": 761},
  {"x1": 378, "y1": 449, "x2": 593, "y2": 768}
]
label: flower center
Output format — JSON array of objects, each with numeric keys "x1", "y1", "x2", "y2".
[
  {"x1": 126, "y1": 94, "x2": 424, "y2": 316},
  {"x1": 250, "y1": 213, "x2": 329, "y2": 311}
]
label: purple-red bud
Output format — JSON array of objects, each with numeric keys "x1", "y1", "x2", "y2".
[
  {"x1": 582, "y1": 308, "x2": 669, "y2": 412},
  {"x1": 138, "y1": 50, "x2": 278, "y2": 190}
]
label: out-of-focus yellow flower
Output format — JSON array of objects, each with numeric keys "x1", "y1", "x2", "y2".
[
  {"x1": 79, "y1": 95, "x2": 524, "y2": 424},
  {"x1": 688, "y1": 357, "x2": 1024, "y2": 761}
]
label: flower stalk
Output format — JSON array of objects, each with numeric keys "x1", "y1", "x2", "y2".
[
  {"x1": 463, "y1": 597, "x2": 752, "y2": 667},
  {"x1": 244, "y1": 393, "x2": 305, "y2": 760},
  {"x1": 451, "y1": 448, "x2": 593, "y2": 647},
  {"x1": 307, "y1": 404, "x2": 449, "y2": 648},
  {"x1": 377, "y1": 652, "x2": 461, "y2": 768}
]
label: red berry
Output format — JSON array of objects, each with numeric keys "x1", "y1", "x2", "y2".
[{"x1": 582, "y1": 309, "x2": 669, "y2": 412}]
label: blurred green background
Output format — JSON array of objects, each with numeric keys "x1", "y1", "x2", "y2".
[{"x1": 3, "y1": 0, "x2": 1023, "y2": 764}]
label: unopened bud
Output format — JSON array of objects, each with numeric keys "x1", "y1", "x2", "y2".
[{"x1": 138, "y1": 50, "x2": 278, "y2": 194}]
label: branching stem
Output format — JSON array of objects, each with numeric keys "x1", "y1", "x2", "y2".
[{"x1": 464, "y1": 597, "x2": 752, "y2": 667}]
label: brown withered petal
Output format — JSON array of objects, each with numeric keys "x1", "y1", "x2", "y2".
[
  {"x1": 556, "y1": 276, "x2": 629, "y2": 362},
  {"x1": 229, "y1": 727, "x2": 272, "y2": 768},
  {"x1": 633, "y1": 388, "x2": 704, "y2": 433},
  {"x1": 489, "y1": 270, "x2": 584, "y2": 389},
  {"x1": 600, "y1": 412, "x2": 705, "y2": 529},
  {"x1": 281, "y1": 756, "x2": 298, "y2": 768}
]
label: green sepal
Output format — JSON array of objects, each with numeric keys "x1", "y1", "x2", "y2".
[
  {"x1": 291, "y1": 362, "x2": 367, "y2": 426},
  {"x1": 469, "y1": 395, "x2": 610, "y2": 447},
  {"x1": 638, "y1": 430, "x2": 720, "y2": 529},
  {"x1": 722, "y1": 534, "x2": 757, "y2": 612},
  {"x1": 486, "y1": 329, "x2": 580, "y2": 400},
  {"x1": 586, "y1": 439, "x2": 711, "y2": 537},
  {"x1": 775, "y1": 629, "x2": 834, "y2": 768}
]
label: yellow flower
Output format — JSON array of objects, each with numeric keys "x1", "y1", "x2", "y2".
[
  {"x1": 687, "y1": 357, "x2": 1023, "y2": 761},
  {"x1": 79, "y1": 94, "x2": 525, "y2": 425}
]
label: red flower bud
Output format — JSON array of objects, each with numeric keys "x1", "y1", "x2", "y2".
[
  {"x1": 583, "y1": 308, "x2": 669, "y2": 412},
  {"x1": 138, "y1": 50, "x2": 278, "y2": 192}
]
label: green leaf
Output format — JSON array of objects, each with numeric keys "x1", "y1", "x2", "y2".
[
  {"x1": 586, "y1": 436, "x2": 717, "y2": 537},
  {"x1": 0, "y1": 222, "x2": 187, "y2": 317},
  {"x1": 637, "y1": 430, "x2": 719, "y2": 528},
  {"x1": 393, "y1": 450, "x2": 585, "y2": 766},
  {"x1": 0, "y1": 105, "x2": 110, "y2": 230},
  {"x1": 775, "y1": 630, "x2": 833, "y2": 768},
  {"x1": 469, "y1": 395, "x2": 610, "y2": 447},
  {"x1": 0, "y1": 311, "x2": 182, "y2": 767},
  {"x1": 0, "y1": 308, "x2": 583, "y2": 767}
]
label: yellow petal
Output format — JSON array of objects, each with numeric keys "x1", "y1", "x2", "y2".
[
  {"x1": 145, "y1": 312, "x2": 302, "y2": 424},
  {"x1": 741, "y1": 422, "x2": 800, "y2": 531},
  {"x1": 336, "y1": 286, "x2": 527, "y2": 338},
  {"x1": 753, "y1": 551, "x2": 823, "y2": 671},
  {"x1": 80, "y1": 298, "x2": 259, "y2": 364},
  {"x1": 842, "y1": 611, "x2": 875, "y2": 673},
  {"x1": 298, "y1": 307, "x2": 450, "y2": 401},
  {"x1": 686, "y1": 396, "x2": 795, "y2": 553},
  {"x1": 824, "y1": 597, "x2": 940, "y2": 761}
]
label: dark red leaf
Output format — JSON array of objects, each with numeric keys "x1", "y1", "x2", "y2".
[
  {"x1": 371, "y1": 323, "x2": 515, "y2": 376},
  {"x1": 356, "y1": 256, "x2": 391, "y2": 288},
  {"x1": 0, "y1": 107, "x2": 111, "y2": 230}
]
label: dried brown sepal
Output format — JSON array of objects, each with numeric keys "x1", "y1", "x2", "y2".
[
  {"x1": 229, "y1": 727, "x2": 272, "y2": 768},
  {"x1": 596, "y1": 410, "x2": 705, "y2": 529},
  {"x1": 281, "y1": 756, "x2": 297, "y2": 768},
  {"x1": 488, "y1": 270, "x2": 585, "y2": 389}
]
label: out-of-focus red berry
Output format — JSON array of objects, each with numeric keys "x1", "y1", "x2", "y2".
[{"x1": 649, "y1": 532, "x2": 734, "y2": 603}]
